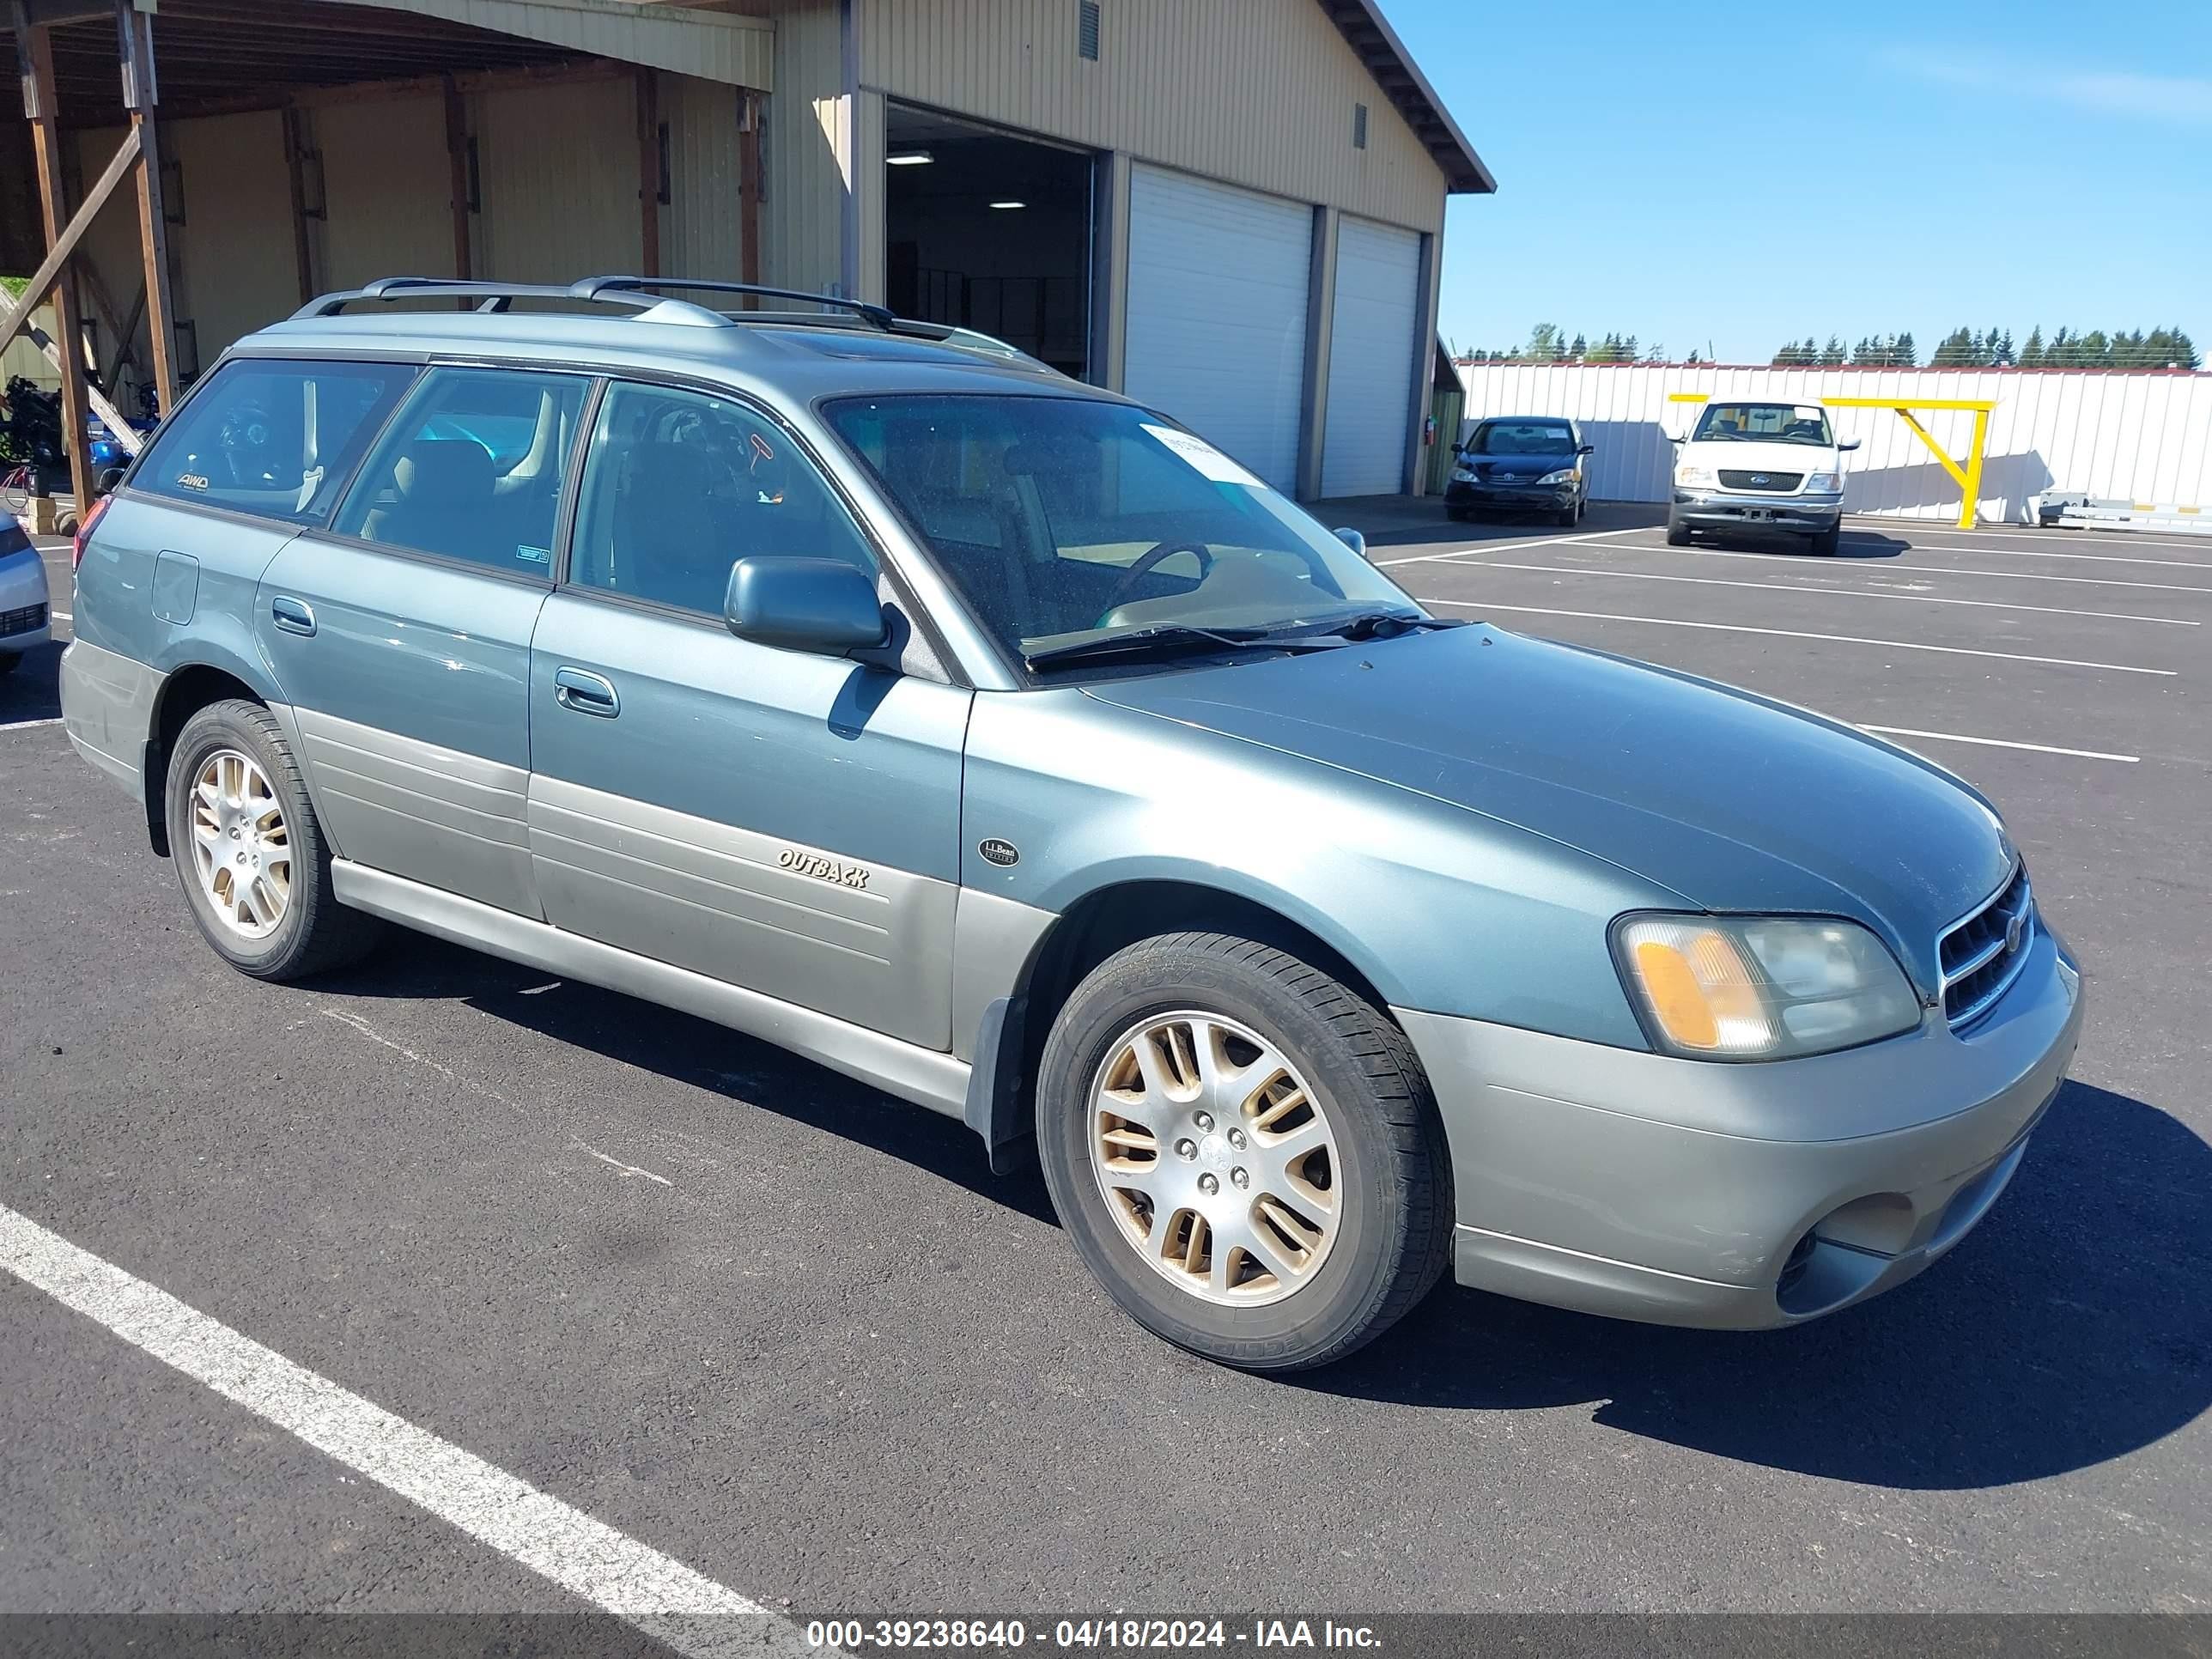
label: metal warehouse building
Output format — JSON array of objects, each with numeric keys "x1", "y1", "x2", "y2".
[{"x1": 4, "y1": 0, "x2": 1490, "y2": 507}]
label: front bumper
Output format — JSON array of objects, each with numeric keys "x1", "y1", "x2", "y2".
[
  {"x1": 1447, "y1": 477, "x2": 1576, "y2": 511},
  {"x1": 1672, "y1": 489, "x2": 1842, "y2": 532},
  {"x1": 1395, "y1": 928, "x2": 2082, "y2": 1329},
  {"x1": 0, "y1": 546, "x2": 52, "y2": 654}
]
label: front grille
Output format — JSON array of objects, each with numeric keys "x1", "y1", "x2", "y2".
[
  {"x1": 0, "y1": 602, "x2": 46, "y2": 638},
  {"x1": 1718, "y1": 470, "x2": 1803, "y2": 492},
  {"x1": 1939, "y1": 864, "x2": 2035, "y2": 1030}
]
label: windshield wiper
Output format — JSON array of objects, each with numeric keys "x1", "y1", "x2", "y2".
[
  {"x1": 1296, "y1": 611, "x2": 1466, "y2": 641},
  {"x1": 1024, "y1": 623, "x2": 1293, "y2": 672}
]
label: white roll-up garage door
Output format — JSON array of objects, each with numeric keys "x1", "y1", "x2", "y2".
[
  {"x1": 1320, "y1": 216, "x2": 1423, "y2": 499},
  {"x1": 1123, "y1": 165, "x2": 1311, "y2": 493}
]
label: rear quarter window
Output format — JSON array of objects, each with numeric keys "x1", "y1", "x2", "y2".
[{"x1": 133, "y1": 358, "x2": 417, "y2": 524}]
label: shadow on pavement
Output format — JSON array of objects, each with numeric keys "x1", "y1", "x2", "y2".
[
  {"x1": 1297, "y1": 1079, "x2": 2211, "y2": 1490},
  {"x1": 0, "y1": 639, "x2": 64, "y2": 726},
  {"x1": 312, "y1": 931, "x2": 1060, "y2": 1228},
  {"x1": 311, "y1": 942, "x2": 2204, "y2": 1492}
]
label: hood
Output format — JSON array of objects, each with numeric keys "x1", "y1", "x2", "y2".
[
  {"x1": 1082, "y1": 625, "x2": 2012, "y2": 993},
  {"x1": 1465, "y1": 452, "x2": 1577, "y2": 479},
  {"x1": 1682, "y1": 437, "x2": 1836, "y2": 475}
]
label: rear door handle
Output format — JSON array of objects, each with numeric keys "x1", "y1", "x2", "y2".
[
  {"x1": 270, "y1": 596, "x2": 316, "y2": 637},
  {"x1": 552, "y1": 665, "x2": 620, "y2": 718}
]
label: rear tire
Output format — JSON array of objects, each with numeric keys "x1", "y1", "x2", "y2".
[
  {"x1": 164, "y1": 698, "x2": 383, "y2": 981},
  {"x1": 1665, "y1": 515, "x2": 1692, "y2": 546},
  {"x1": 1036, "y1": 933, "x2": 1454, "y2": 1372}
]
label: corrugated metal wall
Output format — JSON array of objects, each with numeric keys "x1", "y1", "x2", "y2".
[
  {"x1": 858, "y1": 0, "x2": 1447, "y2": 234},
  {"x1": 1455, "y1": 362, "x2": 2212, "y2": 523},
  {"x1": 761, "y1": 0, "x2": 847, "y2": 296},
  {"x1": 167, "y1": 110, "x2": 301, "y2": 358},
  {"x1": 475, "y1": 76, "x2": 641, "y2": 282},
  {"x1": 316, "y1": 94, "x2": 455, "y2": 294},
  {"x1": 661, "y1": 75, "x2": 749, "y2": 283}
]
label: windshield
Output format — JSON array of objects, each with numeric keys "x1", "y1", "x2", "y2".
[
  {"x1": 1692, "y1": 403, "x2": 1834, "y2": 446},
  {"x1": 1467, "y1": 419, "x2": 1575, "y2": 456},
  {"x1": 823, "y1": 395, "x2": 1425, "y2": 665}
]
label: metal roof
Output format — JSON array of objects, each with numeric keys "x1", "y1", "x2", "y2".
[{"x1": 1317, "y1": 0, "x2": 1494, "y2": 194}]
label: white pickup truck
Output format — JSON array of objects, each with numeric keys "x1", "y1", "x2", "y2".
[{"x1": 1667, "y1": 400, "x2": 1858, "y2": 555}]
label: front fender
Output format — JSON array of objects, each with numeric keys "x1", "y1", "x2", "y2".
[{"x1": 959, "y1": 690, "x2": 1673, "y2": 1050}]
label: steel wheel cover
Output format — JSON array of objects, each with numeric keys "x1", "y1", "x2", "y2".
[
  {"x1": 186, "y1": 747, "x2": 292, "y2": 941},
  {"x1": 1088, "y1": 1010, "x2": 1341, "y2": 1307}
]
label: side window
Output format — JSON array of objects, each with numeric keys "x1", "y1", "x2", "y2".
[
  {"x1": 333, "y1": 368, "x2": 588, "y2": 575},
  {"x1": 569, "y1": 381, "x2": 876, "y2": 617},
  {"x1": 134, "y1": 358, "x2": 416, "y2": 523}
]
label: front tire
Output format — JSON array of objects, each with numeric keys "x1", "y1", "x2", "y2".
[
  {"x1": 0, "y1": 651, "x2": 19, "y2": 678},
  {"x1": 164, "y1": 698, "x2": 383, "y2": 980},
  {"x1": 1809, "y1": 524, "x2": 1841, "y2": 556},
  {"x1": 1036, "y1": 933, "x2": 1453, "y2": 1371},
  {"x1": 1665, "y1": 514, "x2": 1692, "y2": 546}
]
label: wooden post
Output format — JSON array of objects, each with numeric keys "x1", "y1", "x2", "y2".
[
  {"x1": 117, "y1": 0, "x2": 179, "y2": 415},
  {"x1": 16, "y1": 7, "x2": 94, "y2": 514},
  {"x1": 442, "y1": 75, "x2": 471, "y2": 283},
  {"x1": 283, "y1": 104, "x2": 315, "y2": 306},
  {"x1": 635, "y1": 66, "x2": 659, "y2": 277},
  {"x1": 0, "y1": 128, "x2": 144, "y2": 351},
  {"x1": 737, "y1": 89, "x2": 762, "y2": 304}
]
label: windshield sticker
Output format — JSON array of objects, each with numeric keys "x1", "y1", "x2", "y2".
[{"x1": 1139, "y1": 423, "x2": 1261, "y2": 488}]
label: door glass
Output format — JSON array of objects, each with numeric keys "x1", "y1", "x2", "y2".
[
  {"x1": 134, "y1": 358, "x2": 416, "y2": 523},
  {"x1": 570, "y1": 381, "x2": 876, "y2": 617},
  {"x1": 333, "y1": 368, "x2": 588, "y2": 574}
]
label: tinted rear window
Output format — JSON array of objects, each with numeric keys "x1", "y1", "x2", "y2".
[{"x1": 134, "y1": 358, "x2": 417, "y2": 524}]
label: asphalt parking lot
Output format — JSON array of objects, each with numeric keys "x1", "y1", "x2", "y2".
[{"x1": 2, "y1": 509, "x2": 2208, "y2": 1628}]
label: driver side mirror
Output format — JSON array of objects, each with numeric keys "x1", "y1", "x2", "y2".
[
  {"x1": 1838, "y1": 439, "x2": 1862, "y2": 452},
  {"x1": 1330, "y1": 526, "x2": 1367, "y2": 559},
  {"x1": 724, "y1": 556, "x2": 887, "y2": 655},
  {"x1": 1576, "y1": 444, "x2": 1595, "y2": 455}
]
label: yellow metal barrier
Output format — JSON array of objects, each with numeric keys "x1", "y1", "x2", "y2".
[{"x1": 1667, "y1": 392, "x2": 1997, "y2": 528}]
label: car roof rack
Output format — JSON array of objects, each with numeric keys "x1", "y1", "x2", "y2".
[
  {"x1": 568, "y1": 275, "x2": 899, "y2": 331},
  {"x1": 294, "y1": 276, "x2": 732, "y2": 326}
]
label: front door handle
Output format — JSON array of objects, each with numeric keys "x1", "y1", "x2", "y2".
[
  {"x1": 552, "y1": 665, "x2": 620, "y2": 718},
  {"x1": 270, "y1": 596, "x2": 316, "y2": 637}
]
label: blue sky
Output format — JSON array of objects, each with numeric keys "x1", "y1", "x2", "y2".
[{"x1": 1384, "y1": 0, "x2": 2212, "y2": 364}]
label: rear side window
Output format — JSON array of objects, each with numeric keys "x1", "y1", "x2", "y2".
[
  {"x1": 568, "y1": 381, "x2": 875, "y2": 617},
  {"x1": 333, "y1": 368, "x2": 589, "y2": 575},
  {"x1": 134, "y1": 358, "x2": 416, "y2": 523}
]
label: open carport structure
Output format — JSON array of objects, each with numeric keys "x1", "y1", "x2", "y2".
[{"x1": 5, "y1": 0, "x2": 1490, "y2": 516}]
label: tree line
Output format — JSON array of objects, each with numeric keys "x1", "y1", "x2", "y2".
[
  {"x1": 1771, "y1": 326, "x2": 2198, "y2": 370},
  {"x1": 1456, "y1": 325, "x2": 1680, "y2": 365}
]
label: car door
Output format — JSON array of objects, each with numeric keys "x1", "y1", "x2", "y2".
[
  {"x1": 526, "y1": 379, "x2": 972, "y2": 1050},
  {"x1": 256, "y1": 364, "x2": 592, "y2": 919}
]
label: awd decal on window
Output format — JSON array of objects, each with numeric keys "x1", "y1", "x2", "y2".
[
  {"x1": 778, "y1": 848, "x2": 871, "y2": 890},
  {"x1": 175, "y1": 472, "x2": 210, "y2": 491}
]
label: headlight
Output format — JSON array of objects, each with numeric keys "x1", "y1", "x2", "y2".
[
  {"x1": 1675, "y1": 464, "x2": 1716, "y2": 488},
  {"x1": 1451, "y1": 464, "x2": 1477, "y2": 482},
  {"x1": 1535, "y1": 467, "x2": 1576, "y2": 485},
  {"x1": 1613, "y1": 915, "x2": 1921, "y2": 1060},
  {"x1": 1805, "y1": 471, "x2": 1844, "y2": 492}
]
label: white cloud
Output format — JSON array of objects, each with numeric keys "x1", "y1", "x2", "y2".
[{"x1": 1879, "y1": 49, "x2": 2212, "y2": 127}]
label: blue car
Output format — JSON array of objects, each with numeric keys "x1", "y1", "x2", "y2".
[{"x1": 59, "y1": 276, "x2": 2081, "y2": 1370}]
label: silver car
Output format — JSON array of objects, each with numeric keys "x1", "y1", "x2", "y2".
[
  {"x1": 59, "y1": 277, "x2": 2081, "y2": 1370},
  {"x1": 0, "y1": 509, "x2": 52, "y2": 676}
]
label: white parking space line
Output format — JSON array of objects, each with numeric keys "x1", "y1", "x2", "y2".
[
  {"x1": 1375, "y1": 528, "x2": 1646, "y2": 568},
  {"x1": 0, "y1": 1202, "x2": 806, "y2": 1658},
  {"x1": 1425, "y1": 557, "x2": 2199, "y2": 627},
  {"x1": 1899, "y1": 543, "x2": 2212, "y2": 571},
  {"x1": 1856, "y1": 725, "x2": 2139, "y2": 763},
  {"x1": 1853, "y1": 521, "x2": 2212, "y2": 552},
  {"x1": 1627, "y1": 544, "x2": 2212, "y2": 596},
  {"x1": 1419, "y1": 599, "x2": 2179, "y2": 676}
]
